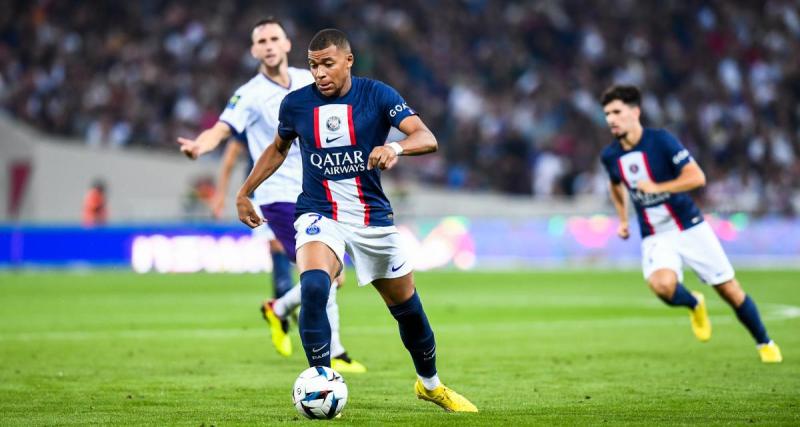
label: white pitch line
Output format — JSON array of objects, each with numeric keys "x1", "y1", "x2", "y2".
[{"x1": 0, "y1": 303, "x2": 797, "y2": 342}]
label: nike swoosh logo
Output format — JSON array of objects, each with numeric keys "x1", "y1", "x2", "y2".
[
  {"x1": 325, "y1": 135, "x2": 343, "y2": 143},
  {"x1": 391, "y1": 262, "x2": 406, "y2": 272},
  {"x1": 312, "y1": 343, "x2": 329, "y2": 353},
  {"x1": 423, "y1": 345, "x2": 436, "y2": 356}
]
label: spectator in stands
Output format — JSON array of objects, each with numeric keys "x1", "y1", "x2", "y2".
[{"x1": 82, "y1": 179, "x2": 107, "y2": 226}]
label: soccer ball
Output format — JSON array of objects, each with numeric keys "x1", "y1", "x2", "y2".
[{"x1": 292, "y1": 366, "x2": 348, "y2": 419}]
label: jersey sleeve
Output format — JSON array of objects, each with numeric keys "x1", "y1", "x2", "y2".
[
  {"x1": 660, "y1": 130, "x2": 693, "y2": 173},
  {"x1": 218, "y1": 91, "x2": 254, "y2": 137},
  {"x1": 374, "y1": 81, "x2": 418, "y2": 128},
  {"x1": 600, "y1": 150, "x2": 621, "y2": 184},
  {"x1": 277, "y1": 96, "x2": 298, "y2": 141}
]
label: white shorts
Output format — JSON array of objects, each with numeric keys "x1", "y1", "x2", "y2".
[
  {"x1": 251, "y1": 222, "x2": 276, "y2": 241},
  {"x1": 294, "y1": 212, "x2": 413, "y2": 286},
  {"x1": 641, "y1": 221, "x2": 735, "y2": 285}
]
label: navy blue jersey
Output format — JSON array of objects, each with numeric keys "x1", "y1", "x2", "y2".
[
  {"x1": 601, "y1": 128, "x2": 704, "y2": 238},
  {"x1": 277, "y1": 76, "x2": 417, "y2": 226}
]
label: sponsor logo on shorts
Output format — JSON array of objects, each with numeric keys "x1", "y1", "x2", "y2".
[{"x1": 391, "y1": 261, "x2": 406, "y2": 272}]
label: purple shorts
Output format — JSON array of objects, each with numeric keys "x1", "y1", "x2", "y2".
[{"x1": 259, "y1": 202, "x2": 298, "y2": 262}]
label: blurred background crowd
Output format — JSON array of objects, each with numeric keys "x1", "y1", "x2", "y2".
[{"x1": 2, "y1": 0, "x2": 799, "y2": 215}]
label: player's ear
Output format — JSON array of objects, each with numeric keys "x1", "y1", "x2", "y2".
[
  {"x1": 345, "y1": 52, "x2": 354, "y2": 69},
  {"x1": 250, "y1": 43, "x2": 258, "y2": 59}
]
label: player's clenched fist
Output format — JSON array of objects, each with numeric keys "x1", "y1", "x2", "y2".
[
  {"x1": 236, "y1": 195, "x2": 263, "y2": 228},
  {"x1": 617, "y1": 221, "x2": 630, "y2": 240},
  {"x1": 367, "y1": 146, "x2": 398, "y2": 170}
]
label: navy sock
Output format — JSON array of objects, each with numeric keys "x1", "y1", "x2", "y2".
[
  {"x1": 735, "y1": 295, "x2": 770, "y2": 345},
  {"x1": 388, "y1": 291, "x2": 437, "y2": 378},
  {"x1": 658, "y1": 283, "x2": 697, "y2": 309},
  {"x1": 271, "y1": 251, "x2": 293, "y2": 298},
  {"x1": 299, "y1": 269, "x2": 331, "y2": 367}
]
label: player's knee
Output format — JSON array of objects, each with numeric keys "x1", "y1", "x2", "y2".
[
  {"x1": 714, "y1": 278, "x2": 745, "y2": 306},
  {"x1": 648, "y1": 276, "x2": 677, "y2": 298},
  {"x1": 300, "y1": 269, "x2": 331, "y2": 309}
]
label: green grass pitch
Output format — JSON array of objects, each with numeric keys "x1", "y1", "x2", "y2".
[{"x1": 1, "y1": 270, "x2": 798, "y2": 426}]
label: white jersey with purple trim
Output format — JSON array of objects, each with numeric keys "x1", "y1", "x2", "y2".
[
  {"x1": 277, "y1": 76, "x2": 417, "y2": 226},
  {"x1": 219, "y1": 67, "x2": 314, "y2": 205}
]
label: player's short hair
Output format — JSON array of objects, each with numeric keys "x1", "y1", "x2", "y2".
[
  {"x1": 308, "y1": 28, "x2": 351, "y2": 52},
  {"x1": 252, "y1": 17, "x2": 287, "y2": 36},
  {"x1": 601, "y1": 85, "x2": 641, "y2": 107}
]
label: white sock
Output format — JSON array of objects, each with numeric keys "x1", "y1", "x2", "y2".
[
  {"x1": 418, "y1": 374, "x2": 441, "y2": 391},
  {"x1": 327, "y1": 284, "x2": 346, "y2": 358},
  {"x1": 273, "y1": 282, "x2": 301, "y2": 318}
]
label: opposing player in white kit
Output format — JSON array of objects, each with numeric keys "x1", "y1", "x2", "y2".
[
  {"x1": 178, "y1": 18, "x2": 365, "y2": 373},
  {"x1": 236, "y1": 28, "x2": 478, "y2": 412},
  {"x1": 600, "y1": 85, "x2": 782, "y2": 363}
]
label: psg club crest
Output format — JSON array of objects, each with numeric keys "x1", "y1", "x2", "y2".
[
  {"x1": 306, "y1": 214, "x2": 323, "y2": 235},
  {"x1": 629, "y1": 164, "x2": 639, "y2": 173},
  {"x1": 326, "y1": 116, "x2": 341, "y2": 131}
]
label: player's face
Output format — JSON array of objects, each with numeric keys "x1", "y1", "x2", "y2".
[
  {"x1": 308, "y1": 44, "x2": 353, "y2": 97},
  {"x1": 603, "y1": 100, "x2": 640, "y2": 139},
  {"x1": 250, "y1": 24, "x2": 291, "y2": 69}
]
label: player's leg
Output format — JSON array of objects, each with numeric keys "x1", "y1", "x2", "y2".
[
  {"x1": 294, "y1": 213, "x2": 346, "y2": 367},
  {"x1": 327, "y1": 281, "x2": 367, "y2": 373},
  {"x1": 252, "y1": 223, "x2": 293, "y2": 355},
  {"x1": 260, "y1": 203, "x2": 296, "y2": 298},
  {"x1": 680, "y1": 222, "x2": 780, "y2": 361},
  {"x1": 642, "y1": 233, "x2": 710, "y2": 341},
  {"x1": 270, "y1": 239, "x2": 294, "y2": 298},
  {"x1": 352, "y1": 225, "x2": 476, "y2": 412},
  {"x1": 713, "y1": 279, "x2": 781, "y2": 362},
  {"x1": 371, "y1": 273, "x2": 476, "y2": 412}
]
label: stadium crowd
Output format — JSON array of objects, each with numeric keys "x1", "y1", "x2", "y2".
[{"x1": 1, "y1": 0, "x2": 799, "y2": 215}]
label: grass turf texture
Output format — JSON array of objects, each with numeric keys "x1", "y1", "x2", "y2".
[{"x1": 0, "y1": 270, "x2": 798, "y2": 426}]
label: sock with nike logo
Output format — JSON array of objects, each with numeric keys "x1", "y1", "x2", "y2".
[
  {"x1": 388, "y1": 290, "x2": 437, "y2": 378},
  {"x1": 299, "y1": 269, "x2": 332, "y2": 367}
]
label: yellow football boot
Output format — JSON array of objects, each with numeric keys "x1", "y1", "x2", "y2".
[
  {"x1": 331, "y1": 357, "x2": 367, "y2": 374},
  {"x1": 758, "y1": 341, "x2": 783, "y2": 363},
  {"x1": 689, "y1": 291, "x2": 711, "y2": 342},
  {"x1": 414, "y1": 379, "x2": 478, "y2": 413},
  {"x1": 260, "y1": 300, "x2": 292, "y2": 357}
]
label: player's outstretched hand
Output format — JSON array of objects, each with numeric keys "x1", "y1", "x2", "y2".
[
  {"x1": 617, "y1": 221, "x2": 630, "y2": 240},
  {"x1": 177, "y1": 137, "x2": 200, "y2": 160},
  {"x1": 211, "y1": 194, "x2": 225, "y2": 220},
  {"x1": 367, "y1": 146, "x2": 398, "y2": 171},
  {"x1": 236, "y1": 196, "x2": 263, "y2": 229}
]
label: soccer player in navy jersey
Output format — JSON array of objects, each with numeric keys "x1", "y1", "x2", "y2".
[
  {"x1": 235, "y1": 28, "x2": 478, "y2": 412},
  {"x1": 178, "y1": 18, "x2": 365, "y2": 373},
  {"x1": 600, "y1": 85, "x2": 782, "y2": 363}
]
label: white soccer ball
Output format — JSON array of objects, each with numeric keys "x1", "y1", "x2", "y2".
[{"x1": 292, "y1": 366, "x2": 348, "y2": 419}]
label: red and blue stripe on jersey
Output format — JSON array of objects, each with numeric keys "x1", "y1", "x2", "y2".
[
  {"x1": 601, "y1": 128, "x2": 704, "y2": 238},
  {"x1": 277, "y1": 77, "x2": 417, "y2": 226}
]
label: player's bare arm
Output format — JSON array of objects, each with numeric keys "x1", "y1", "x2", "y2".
[
  {"x1": 608, "y1": 181, "x2": 630, "y2": 239},
  {"x1": 177, "y1": 121, "x2": 232, "y2": 159},
  {"x1": 636, "y1": 162, "x2": 706, "y2": 194},
  {"x1": 235, "y1": 134, "x2": 292, "y2": 228},
  {"x1": 212, "y1": 141, "x2": 244, "y2": 218},
  {"x1": 367, "y1": 115, "x2": 437, "y2": 171}
]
